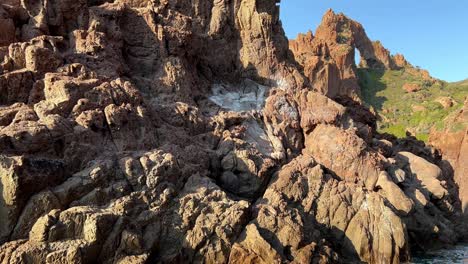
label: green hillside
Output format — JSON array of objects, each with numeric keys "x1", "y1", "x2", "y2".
[{"x1": 357, "y1": 68, "x2": 467, "y2": 142}]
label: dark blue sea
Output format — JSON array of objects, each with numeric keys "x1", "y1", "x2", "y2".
[{"x1": 411, "y1": 245, "x2": 468, "y2": 264}]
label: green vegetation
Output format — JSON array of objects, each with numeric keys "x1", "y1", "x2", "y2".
[{"x1": 357, "y1": 67, "x2": 467, "y2": 142}]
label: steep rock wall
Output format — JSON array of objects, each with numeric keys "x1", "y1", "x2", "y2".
[{"x1": 0, "y1": 1, "x2": 465, "y2": 263}]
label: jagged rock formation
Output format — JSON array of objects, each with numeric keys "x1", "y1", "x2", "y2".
[
  {"x1": 288, "y1": 9, "x2": 388, "y2": 100},
  {"x1": 0, "y1": 1, "x2": 466, "y2": 264},
  {"x1": 429, "y1": 98, "x2": 468, "y2": 229},
  {"x1": 288, "y1": 9, "x2": 437, "y2": 101}
]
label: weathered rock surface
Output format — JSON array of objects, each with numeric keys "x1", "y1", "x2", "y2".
[
  {"x1": 289, "y1": 9, "x2": 395, "y2": 100},
  {"x1": 403, "y1": 83, "x2": 422, "y2": 93},
  {"x1": 304, "y1": 124, "x2": 382, "y2": 190},
  {"x1": 0, "y1": 1, "x2": 465, "y2": 263},
  {"x1": 429, "y1": 98, "x2": 468, "y2": 235},
  {"x1": 230, "y1": 154, "x2": 409, "y2": 263},
  {"x1": 288, "y1": 9, "x2": 437, "y2": 101},
  {"x1": 397, "y1": 152, "x2": 447, "y2": 200}
]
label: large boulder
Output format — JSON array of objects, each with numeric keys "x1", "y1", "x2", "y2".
[
  {"x1": 298, "y1": 90, "x2": 346, "y2": 134},
  {"x1": 397, "y1": 151, "x2": 447, "y2": 200},
  {"x1": 304, "y1": 124, "x2": 382, "y2": 190},
  {"x1": 376, "y1": 171, "x2": 414, "y2": 215}
]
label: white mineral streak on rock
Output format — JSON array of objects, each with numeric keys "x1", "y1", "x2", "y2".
[
  {"x1": 243, "y1": 119, "x2": 274, "y2": 157},
  {"x1": 209, "y1": 79, "x2": 269, "y2": 112}
]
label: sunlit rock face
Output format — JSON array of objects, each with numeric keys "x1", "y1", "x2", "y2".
[{"x1": 0, "y1": 0, "x2": 465, "y2": 263}]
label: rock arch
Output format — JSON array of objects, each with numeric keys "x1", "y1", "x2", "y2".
[{"x1": 288, "y1": 9, "x2": 399, "y2": 100}]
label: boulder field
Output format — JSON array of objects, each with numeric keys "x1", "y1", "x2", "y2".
[{"x1": 0, "y1": 1, "x2": 466, "y2": 263}]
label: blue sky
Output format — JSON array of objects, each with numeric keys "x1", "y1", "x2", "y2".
[{"x1": 279, "y1": 0, "x2": 468, "y2": 82}]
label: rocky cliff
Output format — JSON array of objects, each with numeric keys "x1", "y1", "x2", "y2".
[
  {"x1": 429, "y1": 98, "x2": 468, "y2": 224},
  {"x1": 289, "y1": 9, "x2": 387, "y2": 101},
  {"x1": 0, "y1": 1, "x2": 465, "y2": 264},
  {"x1": 288, "y1": 9, "x2": 437, "y2": 103}
]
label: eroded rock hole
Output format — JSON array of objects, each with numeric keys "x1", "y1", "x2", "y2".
[{"x1": 355, "y1": 48, "x2": 362, "y2": 67}]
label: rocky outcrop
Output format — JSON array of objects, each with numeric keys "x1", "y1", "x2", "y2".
[
  {"x1": 288, "y1": 9, "x2": 438, "y2": 101},
  {"x1": 403, "y1": 83, "x2": 422, "y2": 93},
  {"x1": 0, "y1": 1, "x2": 465, "y2": 263},
  {"x1": 289, "y1": 9, "x2": 396, "y2": 100},
  {"x1": 429, "y1": 98, "x2": 468, "y2": 235},
  {"x1": 231, "y1": 155, "x2": 408, "y2": 264},
  {"x1": 304, "y1": 124, "x2": 382, "y2": 190}
]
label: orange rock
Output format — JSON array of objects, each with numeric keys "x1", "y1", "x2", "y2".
[
  {"x1": 393, "y1": 53, "x2": 409, "y2": 68},
  {"x1": 429, "y1": 98, "x2": 468, "y2": 226},
  {"x1": 436, "y1": 97, "x2": 455, "y2": 109},
  {"x1": 289, "y1": 10, "x2": 399, "y2": 100},
  {"x1": 0, "y1": 1, "x2": 464, "y2": 263},
  {"x1": 403, "y1": 82, "x2": 422, "y2": 93}
]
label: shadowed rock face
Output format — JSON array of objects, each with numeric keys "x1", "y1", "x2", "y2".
[{"x1": 0, "y1": 1, "x2": 465, "y2": 263}]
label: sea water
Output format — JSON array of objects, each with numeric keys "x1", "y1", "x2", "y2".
[{"x1": 410, "y1": 245, "x2": 468, "y2": 264}]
